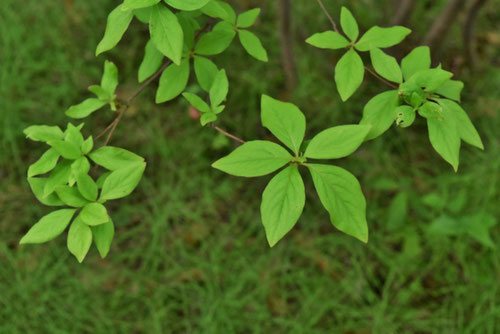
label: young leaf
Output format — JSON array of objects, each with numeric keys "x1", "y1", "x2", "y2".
[
  {"x1": 89, "y1": 85, "x2": 111, "y2": 101},
  {"x1": 395, "y1": 105, "x2": 416, "y2": 128},
  {"x1": 308, "y1": 164, "x2": 368, "y2": 243},
  {"x1": 237, "y1": 8, "x2": 261, "y2": 28},
  {"x1": 261, "y1": 95, "x2": 306, "y2": 155},
  {"x1": 20, "y1": 209, "x2": 77, "y2": 244},
  {"x1": 360, "y1": 90, "x2": 400, "y2": 140},
  {"x1": 201, "y1": 0, "x2": 236, "y2": 23},
  {"x1": 306, "y1": 31, "x2": 350, "y2": 50},
  {"x1": 64, "y1": 123, "x2": 85, "y2": 147},
  {"x1": 24, "y1": 125, "x2": 64, "y2": 142},
  {"x1": 401, "y1": 46, "x2": 431, "y2": 80},
  {"x1": 238, "y1": 30, "x2": 268, "y2": 62},
  {"x1": 138, "y1": 40, "x2": 164, "y2": 83},
  {"x1": 55, "y1": 186, "x2": 89, "y2": 207},
  {"x1": 209, "y1": 70, "x2": 229, "y2": 107},
  {"x1": 122, "y1": 0, "x2": 160, "y2": 11},
  {"x1": 261, "y1": 166, "x2": 305, "y2": 247},
  {"x1": 437, "y1": 99, "x2": 483, "y2": 150},
  {"x1": 435, "y1": 80, "x2": 464, "y2": 102},
  {"x1": 182, "y1": 93, "x2": 211, "y2": 114},
  {"x1": 92, "y1": 221, "x2": 115, "y2": 258},
  {"x1": 28, "y1": 178, "x2": 64, "y2": 206},
  {"x1": 426, "y1": 108, "x2": 461, "y2": 171},
  {"x1": 200, "y1": 112, "x2": 218, "y2": 126},
  {"x1": 96, "y1": 5, "x2": 134, "y2": 56},
  {"x1": 71, "y1": 157, "x2": 91, "y2": 178},
  {"x1": 67, "y1": 217, "x2": 93, "y2": 263},
  {"x1": 100, "y1": 162, "x2": 146, "y2": 201},
  {"x1": 43, "y1": 162, "x2": 72, "y2": 197},
  {"x1": 335, "y1": 48, "x2": 364, "y2": 101},
  {"x1": 355, "y1": 26, "x2": 411, "y2": 52},
  {"x1": 304, "y1": 125, "x2": 371, "y2": 159},
  {"x1": 156, "y1": 60, "x2": 190, "y2": 103},
  {"x1": 409, "y1": 68, "x2": 453, "y2": 92},
  {"x1": 65, "y1": 98, "x2": 107, "y2": 119},
  {"x1": 212, "y1": 141, "x2": 292, "y2": 177},
  {"x1": 194, "y1": 56, "x2": 219, "y2": 92},
  {"x1": 81, "y1": 137, "x2": 94, "y2": 155},
  {"x1": 370, "y1": 48, "x2": 402, "y2": 83},
  {"x1": 101, "y1": 61, "x2": 118, "y2": 95},
  {"x1": 164, "y1": 0, "x2": 211, "y2": 11},
  {"x1": 80, "y1": 203, "x2": 110, "y2": 226},
  {"x1": 89, "y1": 146, "x2": 144, "y2": 171},
  {"x1": 149, "y1": 4, "x2": 184, "y2": 65},
  {"x1": 28, "y1": 148, "x2": 60, "y2": 178},
  {"x1": 76, "y1": 174, "x2": 99, "y2": 202},
  {"x1": 195, "y1": 22, "x2": 236, "y2": 56},
  {"x1": 340, "y1": 7, "x2": 359, "y2": 41},
  {"x1": 47, "y1": 140, "x2": 81, "y2": 160}
]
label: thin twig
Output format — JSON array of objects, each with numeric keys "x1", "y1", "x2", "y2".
[
  {"x1": 365, "y1": 66, "x2": 398, "y2": 88},
  {"x1": 212, "y1": 125, "x2": 245, "y2": 144},
  {"x1": 316, "y1": 0, "x2": 339, "y2": 33}
]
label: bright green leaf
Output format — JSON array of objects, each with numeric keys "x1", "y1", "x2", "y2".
[
  {"x1": 100, "y1": 163, "x2": 146, "y2": 201},
  {"x1": 20, "y1": 209, "x2": 77, "y2": 244},
  {"x1": 305, "y1": 125, "x2": 371, "y2": 159},
  {"x1": 80, "y1": 203, "x2": 110, "y2": 226},
  {"x1": 335, "y1": 48, "x2": 364, "y2": 101},
  {"x1": 101, "y1": 61, "x2": 118, "y2": 94},
  {"x1": 55, "y1": 185, "x2": 89, "y2": 207},
  {"x1": 77, "y1": 174, "x2": 99, "y2": 202},
  {"x1": 149, "y1": 4, "x2": 184, "y2": 65},
  {"x1": 360, "y1": 90, "x2": 400, "y2": 140},
  {"x1": 435, "y1": 80, "x2": 464, "y2": 102},
  {"x1": 306, "y1": 31, "x2": 350, "y2": 50},
  {"x1": 48, "y1": 140, "x2": 81, "y2": 160},
  {"x1": 122, "y1": 0, "x2": 160, "y2": 10},
  {"x1": 182, "y1": 93, "x2": 211, "y2": 114},
  {"x1": 28, "y1": 178, "x2": 64, "y2": 207},
  {"x1": 92, "y1": 221, "x2": 115, "y2": 258},
  {"x1": 212, "y1": 141, "x2": 292, "y2": 177},
  {"x1": 89, "y1": 146, "x2": 144, "y2": 171},
  {"x1": 355, "y1": 26, "x2": 411, "y2": 52},
  {"x1": 401, "y1": 46, "x2": 431, "y2": 80},
  {"x1": 409, "y1": 68, "x2": 453, "y2": 92},
  {"x1": 308, "y1": 164, "x2": 368, "y2": 243},
  {"x1": 96, "y1": 5, "x2": 134, "y2": 55},
  {"x1": 237, "y1": 8, "x2": 260, "y2": 28},
  {"x1": 156, "y1": 59, "x2": 190, "y2": 103},
  {"x1": 201, "y1": 0, "x2": 236, "y2": 23},
  {"x1": 209, "y1": 69, "x2": 229, "y2": 107},
  {"x1": 195, "y1": 22, "x2": 236, "y2": 56},
  {"x1": 164, "y1": 0, "x2": 210, "y2": 11},
  {"x1": 66, "y1": 98, "x2": 107, "y2": 119},
  {"x1": 24, "y1": 125, "x2": 64, "y2": 143},
  {"x1": 67, "y1": 217, "x2": 93, "y2": 263},
  {"x1": 427, "y1": 107, "x2": 461, "y2": 171},
  {"x1": 370, "y1": 48, "x2": 402, "y2": 83},
  {"x1": 194, "y1": 56, "x2": 219, "y2": 92},
  {"x1": 261, "y1": 166, "x2": 305, "y2": 247},
  {"x1": 238, "y1": 30, "x2": 268, "y2": 62},
  {"x1": 138, "y1": 39, "x2": 164, "y2": 83},
  {"x1": 28, "y1": 148, "x2": 60, "y2": 178},
  {"x1": 340, "y1": 7, "x2": 359, "y2": 41}
]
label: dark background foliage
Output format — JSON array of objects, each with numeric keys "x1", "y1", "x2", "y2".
[{"x1": 0, "y1": 0, "x2": 499, "y2": 332}]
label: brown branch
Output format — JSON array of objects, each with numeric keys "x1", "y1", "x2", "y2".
[
  {"x1": 424, "y1": 0, "x2": 467, "y2": 53},
  {"x1": 315, "y1": 0, "x2": 339, "y2": 33},
  {"x1": 365, "y1": 66, "x2": 398, "y2": 88},
  {"x1": 212, "y1": 125, "x2": 245, "y2": 144},
  {"x1": 278, "y1": 0, "x2": 297, "y2": 91},
  {"x1": 463, "y1": 0, "x2": 488, "y2": 69}
]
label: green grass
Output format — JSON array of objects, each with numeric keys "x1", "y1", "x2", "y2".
[{"x1": 1, "y1": 0, "x2": 499, "y2": 333}]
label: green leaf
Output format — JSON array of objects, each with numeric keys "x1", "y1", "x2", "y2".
[
  {"x1": 55, "y1": 186, "x2": 90, "y2": 207},
  {"x1": 101, "y1": 61, "x2": 118, "y2": 95},
  {"x1": 261, "y1": 95, "x2": 306, "y2": 154},
  {"x1": 96, "y1": 4, "x2": 134, "y2": 55},
  {"x1": 370, "y1": 48, "x2": 402, "y2": 83},
  {"x1": 156, "y1": 59, "x2": 190, "y2": 103},
  {"x1": 306, "y1": 31, "x2": 350, "y2": 50},
  {"x1": 435, "y1": 80, "x2": 464, "y2": 102},
  {"x1": 426, "y1": 107, "x2": 461, "y2": 171},
  {"x1": 437, "y1": 99, "x2": 483, "y2": 150},
  {"x1": 100, "y1": 163, "x2": 146, "y2": 201},
  {"x1": 164, "y1": 0, "x2": 211, "y2": 11},
  {"x1": 20, "y1": 209, "x2": 77, "y2": 244},
  {"x1": 67, "y1": 217, "x2": 93, "y2": 263},
  {"x1": 212, "y1": 141, "x2": 292, "y2": 177},
  {"x1": 28, "y1": 178, "x2": 64, "y2": 206},
  {"x1": 308, "y1": 164, "x2": 368, "y2": 243},
  {"x1": 201, "y1": 1, "x2": 236, "y2": 23},
  {"x1": 195, "y1": 22, "x2": 236, "y2": 56},
  {"x1": 77, "y1": 174, "x2": 99, "y2": 202},
  {"x1": 200, "y1": 112, "x2": 218, "y2": 126},
  {"x1": 261, "y1": 166, "x2": 305, "y2": 247},
  {"x1": 138, "y1": 39, "x2": 164, "y2": 83},
  {"x1": 238, "y1": 30, "x2": 268, "y2": 62},
  {"x1": 149, "y1": 4, "x2": 184, "y2": 65},
  {"x1": 71, "y1": 157, "x2": 91, "y2": 178},
  {"x1": 401, "y1": 46, "x2": 431, "y2": 80},
  {"x1": 48, "y1": 140, "x2": 81, "y2": 160},
  {"x1": 395, "y1": 105, "x2": 416, "y2": 128},
  {"x1": 89, "y1": 85, "x2": 111, "y2": 101},
  {"x1": 24, "y1": 125, "x2": 64, "y2": 142},
  {"x1": 209, "y1": 69, "x2": 229, "y2": 107},
  {"x1": 92, "y1": 221, "x2": 115, "y2": 258},
  {"x1": 194, "y1": 56, "x2": 219, "y2": 91},
  {"x1": 122, "y1": 0, "x2": 160, "y2": 10},
  {"x1": 182, "y1": 93, "x2": 211, "y2": 114},
  {"x1": 335, "y1": 49, "x2": 364, "y2": 101},
  {"x1": 81, "y1": 137, "x2": 94, "y2": 155},
  {"x1": 409, "y1": 68, "x2": 453, "y2": 92},
  {"x1": 89, "y1": 146, "x2": 144, "y2": 171},
  {"x1": 64, "y1": 123, "x2": 84, "y2": 147},
  {"x1": 80, "y1": 203, "x2": 110, "y2": 226},
  {"x1": 237, "y1": 8, "x2": 260, "y2": 28},
  {"x1": 360, "y1": 90, "x2": 400, "y2": 140},
  {"x1": 305, "y1": 125, "x2": 371, "y2": 159},
  {"x1": 66, "y1": 98, "x2": 107, "y2": 119},
  {"x1": 28, "y1": 148, "x2": 60, "y2": 178},
  {"x1": 355, "y1": 26, "x2": 411, "y2": 52},
  {"x1": 43, "y1": 161, "x2": 72, "y2": 197},
  {"x1": 340, "y1": 7, "x2": 359, "y2": 41}
]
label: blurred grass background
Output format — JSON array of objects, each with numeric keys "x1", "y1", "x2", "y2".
[{"x1": 0, "y1": 0, "x2": 499, "y2": 333}]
